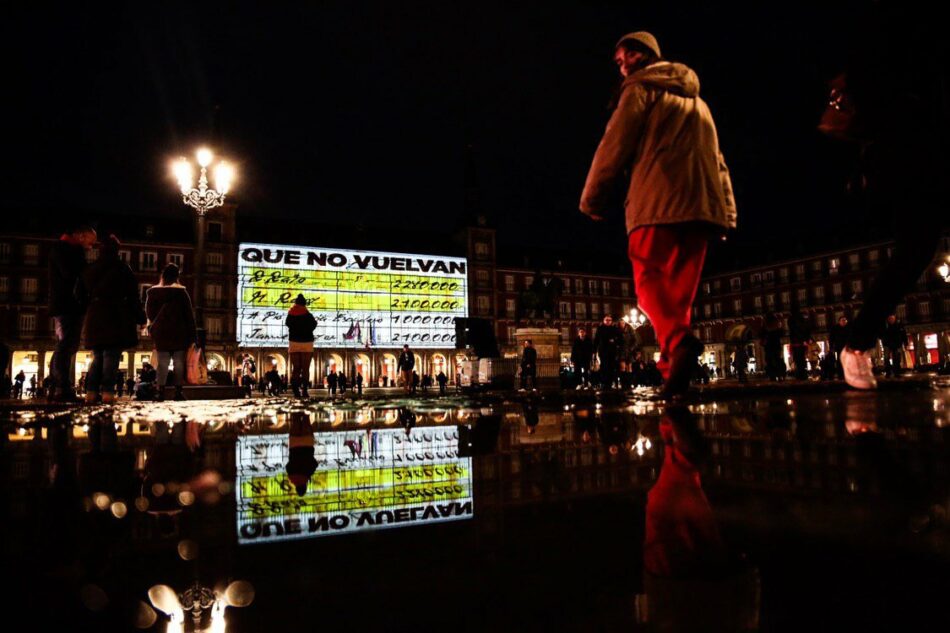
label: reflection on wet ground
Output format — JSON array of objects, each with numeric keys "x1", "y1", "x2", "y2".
[{"x1": 3, "y1": 386, "x2": 950, "y2": 631}]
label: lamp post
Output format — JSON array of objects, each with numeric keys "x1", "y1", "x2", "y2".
[
  {"x1": 623, "y1": 307, "x2": 647, "y2": 327},
  {"x1": 172, "y1": 148, "x2": 234, "y2": 330},
  {"x1": 939, "y1": 260, "x2": 949, "y2": 283}
]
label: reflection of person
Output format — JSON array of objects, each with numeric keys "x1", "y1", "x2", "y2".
[
  {"x1": 523, "y1": 401, "x2": 539, "y2": 435},
  {"x1": 285, "y1": 294, "x2": 316, "y2": 398},
  {"x1": 286, "y1": 413, "x2": 317, "y2": 496}
]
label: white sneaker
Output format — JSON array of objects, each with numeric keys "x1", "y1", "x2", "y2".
[{"x1": 840, "y1": 347, "x2": 878, "y2": 390}]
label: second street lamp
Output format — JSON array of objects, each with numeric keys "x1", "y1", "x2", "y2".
[{"x1": 172, "y1": 147, "x2": 234, "y2": 331}]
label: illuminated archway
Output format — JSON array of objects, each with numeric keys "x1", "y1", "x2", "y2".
[
  {"x1": 206, "y1": 352, "x2": 227, "y2": 372},
  {"x1": 354, "y1": 354, "x2": 371, "y2": 381},
  {"x1": 325, "y1": 354, "x2": 344, "y2": 376},
  {"x1": 430, "y1": 353, "x2": 447, "y2": 377},
  {"x1": 75, "y1": 351, "x2": 94, "y2": 389},
  {"x1": 11, "y1": 351, "x2": 39, "y2": 394},
  {"x1": 380, "y1": 354, "x2": 397, "y2": 387},
  {"x1": 264, "y1": 353, "x2": 286, "y2": 375}
]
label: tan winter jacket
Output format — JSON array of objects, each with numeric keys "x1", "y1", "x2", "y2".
[{"x1": 580, "y1": 61, "x2": 737, "y2": 234}]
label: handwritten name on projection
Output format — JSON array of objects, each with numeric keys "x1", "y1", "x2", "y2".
[{"x1": 241, "y1": 247, "x2": 466, "y2": 275}]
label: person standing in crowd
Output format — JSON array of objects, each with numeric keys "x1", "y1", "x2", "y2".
[
  {"x1": 47, "y1": 224, "x2": 97, "y2": 401},
  {"x1": 265, "y1": 364, "x2": 281, "y2": 396},
  {"x1": 145, "y1": 264, "x2": 196, "y2": 401},
  {"x1": 881, "y1": 314, "x2": 907, "y2": 378},
  {"x1": 125, "y1": 374, "x2": 135, "y2": 398},
  {"x1": 76, "y1": 235, "x2": 145, "y2": 404},
  {"x1": 285, "y1": 294, "x2": 316, "y2": 398},
  {"x1": 13, "y1": 370, "x2": 25, "y2": 399},
  {"x1": 520, "y1": 339, "x2": 538, "y2": 391},
  {"x1": 732, "y1": 345, "x2": 749, "y2": 384},
  {"x1": 593, "y1": 315, "x2": 621, "y2": 389},
  {"x1": 580, "y1": 31, "x2": 737, "y2": 399},
  {"x1": 241, "y1": 354, "x2": 257, "y2": 396},
  {"x1": 829, "y1": 316, "x2": 851, "y2": 380},
  {"x1": 337, "y1": 370, "x2": 347, "y2": 394},
  {"x1": 436, "y1": 370, "x2": 448, "y2": 395},
  {"x1": 760, "y1": 313, "x2": 786, "y2": 382},
  {"x1": 571, "y1": 327, "x2": 594, "y2": 389},
  {"x1": 28, "y1": 374, "x2": 37, "y2": 398},
  {"x1": 398, "y1": 344, "x2": 415, "y2": 394},
  {"x1": 830, "y1": 3, "x2": 949, "y2": 389},
  {"x1": 618, "y1": 319, "x2": 640, "y2": 388},
  {"x1": 788, "y1": 309, "x2": 813, "y2": 380},
  {"x1": 356, "y1": 371, "x2": 364, "y2": 396},
  {"x1": 327, "y1": 368, "x2": 338, "y2": 396},
  {"x1": 114, "y1": 371, "x2": 124, "y2": 397}
]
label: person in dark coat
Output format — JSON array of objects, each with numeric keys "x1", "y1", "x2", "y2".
[
  {"x1": 881, "y1": 314, "x2": 907, "y2": 377},
  {"x1": 75, "y1": 235, "x2": 145, "y2": 404},
  {"x1": 145, "y1": 264, "x2": 197, "y2": 401},
  {"x1": 571, "y1": 328, "x2": 594, "y2": 388},
  {"x1": 436, "y1": 371, "x2": 448, "y2": 395},
  {"x1": 337, "y1": 370, "x2": 347, "y2": 393},
  {"x1": 285, "y1": 294, "x2": 317, "y2": 397},
  {"x1": 732, "y1": 346, "x2": 749, "y2": 384},
  {"x1": 828, "y1": 316, "x2": 851, "y2": 380},
  {"x1": 327, "y1": 369, "x2": 338, "y2": 395},
  {"x1": 398, "y1": 345, "x2": 415, "y2": 394},
  {"x1": 593, "y1": 315, "x2": 622, "y2": 389},
  {"x1": 520, "y1": 339, "x2": 538, "y2": 390},
  {"x1": 787, "y1": 309, "x2": 813, "y2": 380},
  {"x1": 47, "y1": 225, "x2": 97, "y2": 401},
  {"x1": 760, "y1": 313, "x2": 786, "y2": 382},
  {"x1": 356, "y1": 371, "x2": 363, "y2": 396}
]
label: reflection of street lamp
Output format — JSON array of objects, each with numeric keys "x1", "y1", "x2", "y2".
[
  {"x1": 172, "y1": 148, "x2": 235, "y2": 330},
  {"x1": 149, "y1": 579, "x2": 253, "y2": 632}
]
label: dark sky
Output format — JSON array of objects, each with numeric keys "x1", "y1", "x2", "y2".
[{"x1": 3, "y1": 2, "x2": 873, "y2": 267}]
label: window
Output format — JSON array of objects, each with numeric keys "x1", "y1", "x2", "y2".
[
  {"x1": 575, "y1": 302, "x2": 587, "y2": 319},
  {"x1": 477, "y1": 296, "x2": 490, "y2": 315},
  {"x1": 476, "y1": 269, "x2": 489, "y2": 285},
  {"x1": 779, "y1": 267, "x2": 789, "y2": 282},
  {"x1": 23, "y1": 243, "x2": 40, "y2": 265},
  {"x1": 828, "y1": 257, "x2": 840, "y2": 275},
  {"x1": 869, "y1": 249, "x2": 880, "y2": 264},
  {"x1": 561, "y1": 327, "x2": 570, "y2": 341},
  {"x1": 918, "y1": 301, "x2": 931, "y2": 318},
  {"x1": 733, "y1": 298, "x2": 742, "y2": 315},
  {"x1": 168, "y1": 253, "x2": 184, "y2": 269},
  {"x1": 591, "y1": 302, "x2": 600, "y2": 319},
  {"x1": 730, "y1": 277, "x2": 741, "y2": 292},
  {"x1": 207, "y1": 222, "x2": 223, "y2": 241},
  {"x1": 763, "y1": 271, "x2": 775, "y2": 284},
  {"x1": 559, "y1": 301, "x2": 570, "y2": 318},
  {"x1": 206, "y1": 317, "x2": 223, "y2": 337},
  {"x1": 474, "y1": 242, "x2": 489, "y2": 258},
  {"x1": 813, "y1": 286, "x2": 825, "y2": 300},
  {"x1": 816, "y1": 313, "x2": 827, "y2": 328},
  {"x1": 506, "y1": 298, "x2": 517, "y2": 317},
  {"x1": 206, "y1": 252, "x2": 224, "y2": 268},
  {"x1": 704, "y1": 304, "x2": 712, "y2": 318},
  {"x1": 19, "y1": 313, "x2": 36, "y2": 334},
  {"x1": 797, "y1": 288, "x2": 808, "y2": 304},
  {"x1": 0, "y1": 276, "x2": 8, "y2": 298},
  {"x1": 205, "y1": 283, "x2": 223, "y2": 306},
  {"x1": 896, "y1": 304, "x2": 907, "y2": 321},
  {"x1": 811, "y1": 260, "x2": 822, "y2": 274},
  {"x1": 849, "y1": 253, "x2": 860, "y2": 269},
  {"x1": 766, "y1": 294, "x2": 776, "y2": 309},
  {"x1": 851, "y1": 279, "x2": 863, "y2": 296},
  {"x1": 602, "y1": 281, "x2": 611, "y2": 296},
  {"x1": 714, "y1": 302, "x2": 722, "y2": 317},
  {"x1": 795, "y1": 264, "x2": 805, "y2": 280},
  {"x1": 754, "y1": 296, "x2": 763, "y2": 309},
  {"x1": 0, "y1": 242, "x2": 11, "y2": 263},
  {"x1": 704, "y1": 327, "x2": 713, "y2": 342},
  {"x1": 575, "y1": 279, "x2": 584, "y2": 295},
  {"x1": 119, "y1": 250, "x2": 131, "y2": 264},
  {"x1": 750, "y1": 273, "x2": 762, "y2": 287},
  {"x1": 702, "y1": 282, "x2": 711, "y2": 296},
  {"x1": 781, "y1": 291, "x2": 791, "y2": 307},
  {"x1": 713, "y1": 280, "x2": 721, "y2": 292},
  {"x1": 140, "y1": 252, "x2": 158, "y2": 272},
  {"x1": 504, "y1": 275, "x2": 515, "y2": 292},
  {"x1": 833, "y1": 283, "x2": 843, "y2": 299},
  {"x1": 588, "y1": 280, "x2": 599, "y2": 295},
  {"x1": 621, "y1": 282, "x2": 630, "y2": 297},
  {"x1": 20, "y1": 277, "x2": 38, "y2": 301}
]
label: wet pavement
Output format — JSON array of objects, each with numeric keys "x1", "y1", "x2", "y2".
[{"x1": 3, "y1": 382, "x2": 950, "y2": 632}]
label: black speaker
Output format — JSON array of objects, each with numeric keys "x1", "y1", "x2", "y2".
[{"x1": 455, "y1": 317, "x2": 500, "y2": 357}]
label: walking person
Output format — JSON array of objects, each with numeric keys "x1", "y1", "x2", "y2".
[
  {"x1": 285, "y1": 294, "x2": 316, "y2": 398},
  {"x1": 827, "y1": 2, "x2": 949, "y2": 389},
  {"x1": 732, "y1": 346, "x2": 749, "y2": 384},
  {"x1": 240, "y1": 354, "x2": 256, "y2": 397},
  {"x1": 580, "y1": 31, "x2": 737, "y2": 399},
  {"x1": 13, "y1": 370, "x2": 25, "y2": 399},
  {"x1": 571, "y1": 327, "x2": 594, "y2": 389},
  {"x1": 520, "y1": 339, "x2": 538, "y2": 391},
  {"x1": 398, "y1": 344, "x2": 415, "y2": 394},
  {"x1": 593, "y1": 315, "x2": 621, "y2": 389},
  {"x1": 47, "y1": 224, "x2": 98, "y2": 401},
  {"x1": 436, "y1": 370, "x2": 448, "y2": 395},
  {"x1": 881, "y1": 315, "x2": 907, "y2": 378},
  {"x1": 145, "y1": 264, "x2": 197, "y2": 401},
  {"x1": 28, "y1": 374, "x2": 37, "y2": 398},
  {"x1": 356, "y1": 371, "x2": 363, "y2": 396},
  {"x1": 829, "y1": 316, "x2": 851, "y2": 380},
  {"x1": 75, "y1": 235, "x2": 145, "y2": 404}
]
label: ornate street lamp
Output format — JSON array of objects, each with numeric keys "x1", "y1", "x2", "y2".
[
  {"x1": 172, "y1": 148, "x2": 235, "y2": 328},
  {"x1": 623, "y1": 307, "x2": 648, "y2": 327},
  {"x1": 938, "y1": 260, "x2": 949, "y2": 283},
  {"x1": 148, "y1": 579, "x2": 253, "y2": 632}
]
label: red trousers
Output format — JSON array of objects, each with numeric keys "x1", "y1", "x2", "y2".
[{"x1": 628, "y1": 225, "x2": 708, "y2": 380}]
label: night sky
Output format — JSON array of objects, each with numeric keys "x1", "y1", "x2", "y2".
[{"x1": 4, "y1": 2, "x2": 875, "y2": 268}]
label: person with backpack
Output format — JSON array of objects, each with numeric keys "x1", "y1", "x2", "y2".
[
  {"x1": 75, "y1": 235, "x2": 145, "y2": 404},
  {"x1": 285, "y1": 293, "x2": 317, "y2": 398},
  {"x1": 145, "y1": 264, "x2": 197, "y2": 401}
]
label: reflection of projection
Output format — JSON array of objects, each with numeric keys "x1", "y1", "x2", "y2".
[
  {"x1": 236, "y1": 243, "x2": 469, "y2": 348},
  {"x1": 236, "y1": 427, "x2": 474, "y2": 544}
]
